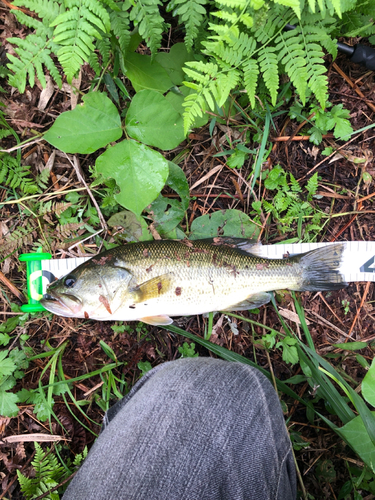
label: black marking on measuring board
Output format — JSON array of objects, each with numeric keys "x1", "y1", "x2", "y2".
[
  {"x1": 43, "y1": 270, "x2": 56, "y2": 283},
  {"x1": 360, "y1": 256, "x2": 375, "y2": 273}
]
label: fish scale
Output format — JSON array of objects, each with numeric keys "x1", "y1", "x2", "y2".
[{"x1": 41, "y1": 239, "x2": 347, "y2": 325}]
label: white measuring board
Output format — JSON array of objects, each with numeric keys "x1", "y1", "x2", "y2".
[{"x1": 39, "y1": 241, "x2": 375, "y2": 295}]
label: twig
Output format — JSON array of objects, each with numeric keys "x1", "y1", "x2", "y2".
[
  {"x1": 318, "y1": 292, "x2": 346, "y2": 327},
  {"x1": 333, "y1": 62, "x2": 375, "y2": 113},
  {"x1": 68, "y1": 229, "x2": 103, "y2": 251},
  {"x1": 304, "y1": 310, "x2": 350, "y2": 339},
  {"x1": 0, "y1": 187, "x2": 87, "y2": 206},
  {"x1": 0, "y1": 270, "x2": 26, "y2": 303},
  {"x1": 0, "y1": 136, "x2": 43, "y2": 153},
  {"x1": 271, "y1": 134, "x2": 334, "y2": 142},
  {"x1": 346, "y1": 281, "x2": 371, "y2": 339},
  {"x1": 64, "y1": 154, "x2": 108, "y2": 235},
  {"x1": 329, "y1": 204, "x2": 363, "y2": 242}
]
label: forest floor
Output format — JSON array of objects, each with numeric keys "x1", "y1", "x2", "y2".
[{"x1": 1, "y1": 4, "x2": 375, "y2": 498}]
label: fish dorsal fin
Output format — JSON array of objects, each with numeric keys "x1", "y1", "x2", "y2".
[
  {"x1": 140, "y1": 315, "x2": 174, "y2": 326},
  {"x1": 223, "y1": 292, "x2": 272, "y2": 312},
  {"x1": 133, "y1": 274, "x2": 173, "y2": 302},
  {"x1": 197, "y1": 237, "x2": 263, "y2": 255}
]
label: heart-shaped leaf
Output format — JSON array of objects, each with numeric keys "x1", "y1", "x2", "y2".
[
  {"x1": 124, "y1": 53, "x2": 173, "y2": 93},
  {"x1": 126, "y1": 89, "x2": 185, "y2": 150},
  {"x1": 44, "y1": 92, "x2": 122, "y2": 153},
  {"x1": 155, "y1": 43, "x2": 193, "y2": 86},
  {"x1": 95, "y1": 139, "x2": 169, "y2": 215}
]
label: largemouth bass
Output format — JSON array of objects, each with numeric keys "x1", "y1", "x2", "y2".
[{"x1": 41, "y1": 238, "x2": 347, "y2": 325}]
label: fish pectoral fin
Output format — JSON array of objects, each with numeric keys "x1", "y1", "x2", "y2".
[
  {"x1": 134, "y1": 274, "x2": 173, "y2": 302},
  {"x1": 140, "y1": 315, "x2": 174, "y2": 326},
  {"x1": 223, "y1": 292, "x2": 272, "y2": 312}
]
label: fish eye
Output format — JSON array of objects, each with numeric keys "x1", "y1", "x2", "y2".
[{"x1": 64, "y1": 276, "x2": 76, "y2": 288}]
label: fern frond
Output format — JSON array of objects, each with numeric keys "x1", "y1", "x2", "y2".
[
  {"x1": 289, "y1": 173, "x2": 302, "y2": 192},
  {"x1": 100, "y1": 0, "x2": 120, "y2": 10},
  {"x1": 273, "y1": 0, "x2": 301, "y2": 18},
  {"x1": 258, "y1": 46, "x2": 279, "y2": 105},
  {"x1": 211, "y1": 11, "x2": 238, "y2": 24},
  {"x1": 18, "y1": 443, "x2": 66, "y2": 499},
  {"x1": 205, "y1": 32, "x2": 256, "y2": 67},
  {"x1": 182, "y1": 60, "x2": 219, "y2": 131},
  {"x1": 37, "y1": 200, "x2": 72, "y2": 216},
  {"x1": 243, "y1": 59, "x2": 259, "y2": 108},
  {"x1": 168, "y1": 0, "x2": 207, "y2": 51},
  {"x1": 7, "y1": 35, "x2": 61, "y2": 92},
  {"x1": 214, "y1": 70, "x2": 239, "y2": 107},
  {"x1": 129, "y1": 0, "x2": 164, "y2": 54},
  {"x1": 183, "y1": 60, "x2": 219, "y2": 83},
  {"x1": 182, "y1": 92, "x2": 207, "y2": 134},
  {"x1": 51, "y1": 0, "x2": 110, "y2": 82},
  {"x1": 96, "y1": 37, "x2": 112, "y2": 66},
  {"x1": 253, "y1": 10, "x2": 286, "y2": 44},
  {"x1": 0, "y1": 222, "x2": 37, "y2": 255},
  {"x1": 0, "y1": 129, "x2": 12, "y2": 140},
  {"x1": 303, "y1": 33, "x2": 328, "y2": 106},
  {"x1": 56, "y1": 222, "x2": 85, "y2": 238},
  {"x1": 215, "y1": 0, "x2": 246, "y2": 7},
  {"x1": 306, "y1": 172, "x2": 318, "y2": 197},
  {"x1": 110, "y1": 10, "x2": 131, "y2": 56},
  {"x1": 88, "y1": 52, "x2": 101, "y2": 75},
  {"x1": 35, "y1": 168, "x2": 50, "y2": 191},
  {"x1": 0, "y1": 154, "x2": 39, "y2": 194},
  {"x1": 275, "y1": 30, "x2": 307, "y2": 103},
  {"x1": 12, "y1": 9, "x2": 46, "y2": 31},
  {"x1": 14, "y1": 0, "x2": 62, "y2": 24}
]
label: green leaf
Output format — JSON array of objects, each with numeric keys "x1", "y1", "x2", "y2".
[
  {"x1": 336, "y1": 414, "x2": 375, "y2": 473},
  {"x1": 277, "y1": 337, "x2": 299, "y2": 365},
  {"x1": 33, "y1": 391, "x2": 54, "y2": 421},
  {"x1": 178, "y1": 342, "x2": 199, "y2": 358},
  {"x1": 99, "y1": 340, "x2": 117, "y2": 362},
  {"x1": 0, "y1": 333, "x2": 11, "y2": 346},
  {"x1": 0, "y1": 315, "x2": 23, "y2": 334},
  {"x1": 126, "y1": 89, "x2": 185, "y2": 150},
  {"x1": 124, "y1": 52, "x2": 173, "y2": 93},
  {"x1": 44, "y1": 92, "x2": 122, "y2": 153},
  {"x1": 107, "y1": 210, "x2": 153, "y2": 242},
  {"x1": 0, "y1": 350, "x2": 16, "y2": 378},
  {"x1": 166, "y1": 161, "x2": 190, "y2": 211},
  {"x1": 138, "y1": 360, "x2": 152, "y2": 376},
  {"x1": 95, "y1": 139, "x2": 169, "y2": 215},
  {"x1": 147, "y1": 161, "x2": 190, "y2": 236},
  {"x1": 332, "y1": 342, "x2": 368, "y2": 351},
  {"x1": 189, "y1": 209, "x2": 260, "y2": 240},
  {"x1": 333, "y1": 117, "x2": 353, "y2": 140},
  {"x1": 363, "y1": 358, "x2": 375, "y2": 407},
  {"x1": 0, "y1": 390, "x2": 19, "y2": 417},
  {"x1": 154, "y1": 43, "x2": 193, "y2": 86}
]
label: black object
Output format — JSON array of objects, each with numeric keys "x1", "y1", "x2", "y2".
[{"x1": 284, "y1": 23, "x2": 375, "y2": 71}]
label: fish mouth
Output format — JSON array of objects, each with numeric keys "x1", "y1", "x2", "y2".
[{"x1": 40, "y1": 291, "x2": 82, "y2": 317}]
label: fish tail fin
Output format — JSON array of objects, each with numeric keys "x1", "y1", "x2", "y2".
[{"x1": 292, "y1": 243, "x2": 348, "y2": 292}]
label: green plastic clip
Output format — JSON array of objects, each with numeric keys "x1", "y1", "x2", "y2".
[{"x1": 19, "y1": 250, "x2": 52, "y2": 313}]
